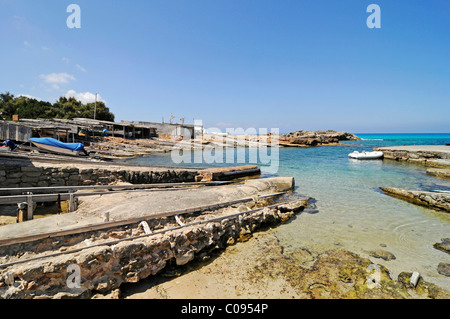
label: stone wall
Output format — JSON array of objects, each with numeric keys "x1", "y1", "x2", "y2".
[
  {"x1": 0, "y1": 165, "x2": 198, "y2": 189},
  {"x1": 0, "y1": 199, "x2": 310, "y2": 299}
]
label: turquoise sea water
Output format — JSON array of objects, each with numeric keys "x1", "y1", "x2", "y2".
[
  {"x1": 273, "y1": 133, "x2": 450, "y2": 291},
  {"x1": 123, "y1": 133, "x2": 450, "y2": 290}
]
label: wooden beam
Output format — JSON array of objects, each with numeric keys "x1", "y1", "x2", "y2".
[
  {"x1": 16, "y1": 202, "x2": 28, "y2": 223},
  {"x1": 0, "y1": 183, "x2": 234, "y2": 205},
  {"x1": 0, "y1": 181, "x2": 230, "y2": 195}
]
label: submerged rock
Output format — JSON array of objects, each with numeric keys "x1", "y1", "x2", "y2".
[
  {"x1": 433, "y1": 238, "x2": 450, "y2": 255},
  {"x1": 278, "y1": 199, "x2": 311, "y2": 213},
  {"x1": 437, "y1": 263, "x2": 450, "y2": 277},
  {"x1": 369, "y1": 249, "x2": 396, "y2": 261}
]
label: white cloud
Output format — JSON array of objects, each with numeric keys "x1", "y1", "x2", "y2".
[
  {"x1": 40, "y1": 72, "x2": 76, "y2": 89},
  {"x1": 64, "y1": 90, "x2": 105, "y2": 104},
  {"x1": 75, "y1": 64, "x2": 87, "y2": 72},
  {"x1": 23, "y1": 41, "x2": 50, "y2": 51},
  {"x1": 40, "y1": 72, "x2": 75, "y2": 84}
]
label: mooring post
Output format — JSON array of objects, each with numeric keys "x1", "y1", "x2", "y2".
[
  {"x1": 26, "y1": 193, "x2": 34, "y2": 221},
  {"x1": 68, "y1": 191, "x2": 77, "y2": 212},
  {"x1": 17, "y1": 202, "x2": 28, "y2": 223},
  {"x1": 57, "y1": 193, "x2": 61, "y2": 214}
]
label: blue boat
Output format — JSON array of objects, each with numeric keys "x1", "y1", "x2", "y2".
[{"x1": 29, "y1": 137, "x2": 88, "y2": 156}]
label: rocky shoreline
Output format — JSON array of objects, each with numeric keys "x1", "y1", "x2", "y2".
[
  {"x1": 427, "y1": 168, "x2": 450, "y2": 180},
  {"x1": 372, "y1": 145, "x2": 450, "y2": 287},
  {"x1": 121, "y1": 231, "x2": 450, "y2": 299},
  {"x1": 1, "y1": 128, "x2": 360, "y2": 163},
  {"x1": 380, "y1": 187, "x2": 450, "y2": 212},
  {"x1": 374, "y1": 145, "x2": 450, "y2": 169},
  {"x1": 86, "y1": 130, "x2": 361, "y2": 159},
  {"x1": 375, "y1": 145, "x2": 450, "y2": 212}
]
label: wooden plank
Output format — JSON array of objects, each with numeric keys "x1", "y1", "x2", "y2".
[
  {"x1": 17, "y1": 203, "x2": 28, "y2": 223},
  {"x1": 0, "y1": 184, "x2": 234, "y2": 205},
  {"x1": 0, "y1": 181, "x2": 231, "y2": 195},
  {"x1": 0, "y1": 193, "x2": 71, "y2": 205},
  {"x1": 0, "y1": 182, "x2": 235, "y2": 205}
]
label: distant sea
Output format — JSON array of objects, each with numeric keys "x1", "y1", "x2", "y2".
[
  {"x1": 123, "y1": 133, "x2": 450, "y2": 290},
  {"x1": 356, "y1": 133, "x2": 450, "y2": 146}
]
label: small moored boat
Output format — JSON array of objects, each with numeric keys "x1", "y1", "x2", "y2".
[
  {"x1": 29, "y1": 137, "x2": 89, "y2": 156},
  {"x1": 348, "y1": 150, "x2": 383, "y2": 160}
]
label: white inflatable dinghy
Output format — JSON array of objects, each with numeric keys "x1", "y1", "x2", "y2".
[{"x1": 348, "y1": 151, "x2": 383, "y2": 160}]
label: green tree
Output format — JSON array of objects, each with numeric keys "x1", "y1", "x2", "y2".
[
  {"x1": 0, "y1": 92, "x2": 17, "y2": 119},
  {"x1": 11, "y1": 96, "x2": 53, "y2": 119},
  {"x1": 85, "y1": 101, "x2": 115, "y2": 122},
  {"x1": 52, "y1": 96, "x2": 83, "y2": 119},
  {"x1": 0, "y1": 92, "x2": 115, "y2": 121}
]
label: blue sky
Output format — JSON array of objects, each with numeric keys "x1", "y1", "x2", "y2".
[{"x1": 0, "y1": 0, "x2": 449, "y2": 133}]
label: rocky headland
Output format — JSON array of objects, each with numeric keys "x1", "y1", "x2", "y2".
[{"x1": 279, "y1": 130, "x2": 360, "y2": 147}]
